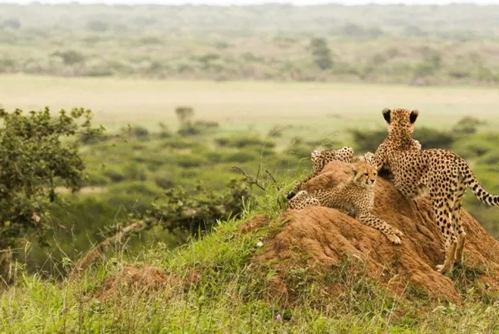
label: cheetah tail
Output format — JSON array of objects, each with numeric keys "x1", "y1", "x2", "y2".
[{"x1": 459, "y1": 159, "x2": 499, "y2": 206}]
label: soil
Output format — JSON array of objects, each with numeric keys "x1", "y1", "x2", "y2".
[{"x1": 249, "y1": 161, "x2": 499, "y2": 303}]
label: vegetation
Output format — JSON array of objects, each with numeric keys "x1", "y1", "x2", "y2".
[
  {"x1": 1, "y1": 3, "x2": 499, "y2": 332},
  {"x1": 1, "y1": 4, "x2": 499, "y2": 84}
]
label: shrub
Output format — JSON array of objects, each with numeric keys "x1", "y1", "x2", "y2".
[
  {"x1": 103, "y1": 168, "x2": 126, "y2": 183},
  {"x1": 225, "y1": 151, "x2": 260, "y2": 164},
  {"x1": 215, "y1": 135, "x2": 273, "y2": 149},
  {"x1": 175, "y1": 155, "x2": 206, "y2": 168},
  {"x1": 0, "y1": 108, "x2": 100, "y2": 253},
  {"x1": 178, "y1": 125, "x2": 202, "y2": 137},
  {"x1": 122, "y1": 163, "x2": 147, "y2": 181}
]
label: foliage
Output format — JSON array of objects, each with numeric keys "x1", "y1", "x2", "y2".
[
  {"x1": 0, "y1": 108, "x2": 101, "y2": 250},
  {"x1": 309, "y1": 38, "x2": 333, "y2": 70},
  {"x1": 146, "y1": 179, "x2": 253, "y2": 236},
  {"x1": 2, "y1": 212, "x2": 499, "y2": 332},
  {"x1": 2, "y1": 4, "x2": 499, "y2": 84},
  {"x1": 175, "y1": 106, "x2": 195, "y2": 127}
]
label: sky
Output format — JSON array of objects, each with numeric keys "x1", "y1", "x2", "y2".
[{"x1": 2, "y1": 0, "x2": 499, "y2": 5}]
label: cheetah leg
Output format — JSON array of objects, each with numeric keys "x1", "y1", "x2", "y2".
[
  {"x1": 356, "y1": 213, "x2": 403, "y2": 245},
  {"x1": 432, "y1": 197, "x2": 457, "y2": 273},
  {"x1": 288, "y1": 191, "x2": 320, "y2": 210},
  {"x1": 453, "y1": 184, "x2": 467, "y2": 264}
]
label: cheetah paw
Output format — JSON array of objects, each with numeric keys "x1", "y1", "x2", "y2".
[
  {"x1": 387, "y1": 234, "x2": 402, "y2": 245},
  {"x1": 436, "y1": 264, "x2": 451, "y2": 273},
  {"x1": 394, "y1": 229, "x2": 404, "y2": 237}
]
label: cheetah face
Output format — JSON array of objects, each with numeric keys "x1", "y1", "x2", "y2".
[
  {"x1": 382, "y1": 108, "x2": 419, "y2": 136},
  {"x1": 352, "y1": 162, "x2": 377, "y2": 188}
]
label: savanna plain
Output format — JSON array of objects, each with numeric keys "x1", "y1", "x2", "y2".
[{"x1": 2, "y1": 3, "x2": 499, "y2": 333}]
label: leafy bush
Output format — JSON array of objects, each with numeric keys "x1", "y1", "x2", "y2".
[
  {"x1": 147, "y1": 179, "x2": 252, "y2": 235},
  {"x1": 225, "y1": 150, "x2": 260, "y2": 164},
  {"x1": 103, "y1": 168, "x2": 126, "y2": 183},
  {"x1": 0, "y1": 108, "x2": 100, "y2": 251},
  {"x1": 215, "y1": 135, "x2": 274, "y2": 149}
]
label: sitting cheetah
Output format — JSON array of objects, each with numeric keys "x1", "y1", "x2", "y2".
[
  {"x1": 287, "y1": 147, "x2": 354, "y2": 200},
  {"x1": 288, "y1": 161, "x2": 404, "y2": 244},
  {"x1": 287, "y1": 141, "x2": 421, "y2": 201},
  {"x1": 311, "y1": 147, "x2": 355, "y2": 175},
  {"x1": 373, "y1": 108, "x2": 499, "y2": 273}
]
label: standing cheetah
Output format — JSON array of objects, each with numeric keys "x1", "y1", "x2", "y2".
[
  {"x1": 373, "y1": 108, "x2": 499, "y2": 273},
  {"x1": 288, "y1": 161, "x2": 404, "y2": 244}
]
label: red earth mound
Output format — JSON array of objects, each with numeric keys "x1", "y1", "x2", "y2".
[
  {"x1": 97, "y1": 265, "x2": 201, "y2": 301},
  {"x1": 245, "y1": 161, "x2": 499, "y2": 303}
]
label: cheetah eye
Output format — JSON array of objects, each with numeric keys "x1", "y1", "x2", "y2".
[{"x1": 364, "y1": 173, "x2": 368, "y2": 176}]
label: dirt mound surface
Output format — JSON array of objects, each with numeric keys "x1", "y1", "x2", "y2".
[
  {"x1": 98, "y1": 265, "x2": 176, "y2": 300},
  {"x1": 252, "y1": 161, "x2": 499, "y2": 303}
]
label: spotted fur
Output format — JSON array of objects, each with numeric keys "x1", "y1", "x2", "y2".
[
  {"x1": 286, "y1": 147, "x2": 355, "y2": 200},
  {"x1": 373, "y1": 108, "x2": 499, "y2": 273},
  {"x1": 311, "y1": 147, "x2": 355, "y2": 175},
  {"x1": 288, "y1": 161, "x2": 403, "y2": 244}
]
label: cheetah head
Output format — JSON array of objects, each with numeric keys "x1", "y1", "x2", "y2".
[
  {"x1": 352, "y1": 162, "x2": 377, "y2": 188},
  {"x1": 382, "y1": 108, "x2": 419, "y2": 136}
]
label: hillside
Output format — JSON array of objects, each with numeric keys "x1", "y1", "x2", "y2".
[{"x1": 2, "y1": 160, "x2": 499, "y2": 332}]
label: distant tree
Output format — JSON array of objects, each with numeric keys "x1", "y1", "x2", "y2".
[
  {"x1": 309, "y1": 38, "x2": 333, "y2": 70},
  {"x1": 86, "y1": 20, "x2": 109, "y2": 32},
  {"x1": 175, "y1": 106, "x2": 195, "y2": 126},
  {"x1": 0, "y1": 108, "x2": 101, "y2": 283},
  {"x1": 341, "y1": 23, "x2": 365, "y2": 37},
  {"x1": 51, "y1": 50, "x2": 85, "y2": 66},
  {"x1": 1, "y1": 18, "x2": 21, "y2": 30},
  {"x1": 453, "y1": 116, "x2": 484, "y2": 135}
]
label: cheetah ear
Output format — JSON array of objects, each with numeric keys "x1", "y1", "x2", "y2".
[
  {"x1": 382, "y1": 108, "x2": 391, "y2": 124},
  {"x1": 410, "y1": 109, "x2": 419, "y2": 124},
  {"x1": 351, "y1": 165, "x2": 358, "y2": 174}
]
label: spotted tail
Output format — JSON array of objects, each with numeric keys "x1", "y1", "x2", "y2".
[{"x1": 458, "y1": 157, "x2": 499, "y2": 206}]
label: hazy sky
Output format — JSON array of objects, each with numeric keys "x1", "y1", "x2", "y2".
[{"x1": 2, "y1": 0, "x2": 499, "y2": 5}]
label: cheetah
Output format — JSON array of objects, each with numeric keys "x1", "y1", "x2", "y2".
[
  {"x1": 287, "y1": 147, "x2": 354, "y2": 200},
  {"x1": 373, "y1": 108, "x2": 499, "y2": 273},
  {"x1": 311, "y1": 147, "x2": 355, "y2": 175},
  {"x1": 288, "y1": 161, "x2": 404, "y2": 244},
  {"x1": 287, "y1": 140, "x2": 422, "y2": 201}
]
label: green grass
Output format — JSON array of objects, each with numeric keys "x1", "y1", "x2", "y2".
[
  {"x1": 2, "y1": 75, "x2": 499, "y2": 331},
  {"x1": 2, "y1": 208, "x2": 499, "y2": 333}
]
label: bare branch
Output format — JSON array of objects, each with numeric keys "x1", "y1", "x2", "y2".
[
  {"x1": 232, "y1": 166, "x2": 266, "y2": 191},
  {"x1": 265, "y1": 169, "x2": 280, "y2": 190}
]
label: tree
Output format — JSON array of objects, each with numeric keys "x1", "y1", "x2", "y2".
[
  {"x1": 0, "y1": 107, "x2": 101, "y2": 277},
  {"x1": 51, "y1": 50, "x2": 86, "y2": 66},
  {"x1": 175, "y1": 106, "x2": 195, "y2": 126},
  {"x1": 309, "y1": 38, "x2": 333, "y2": 70}
]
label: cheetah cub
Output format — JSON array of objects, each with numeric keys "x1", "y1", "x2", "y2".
[
  {"x1": 287, "y1": 147, "x2": 354, "y2": 200},
  {"x1": 373, "y1": 108, "x2": 499, "y2": 273},
  {"x1": 288, "y1": 161, "x2": 404, "y2": 244}
]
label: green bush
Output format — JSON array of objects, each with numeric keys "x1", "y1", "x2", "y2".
[
  {"x1": 225, "y1": 150, "x2": 260, "y2": 164},
  {"x1": 175, "y1": 155, "x2": 206, "y2": 168},
  {"x1": 122, "y1": 163, "x2": 147, "y2": 181},
  {"x1": 215, "y1": 135, "x2": 274, "y2": 149},
  {"x1": 0, "y1": 107, "x2": 100, "y2": 252},
  {"x1": 103, "y1": 168, "x2": 126, "y2": 183}
]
